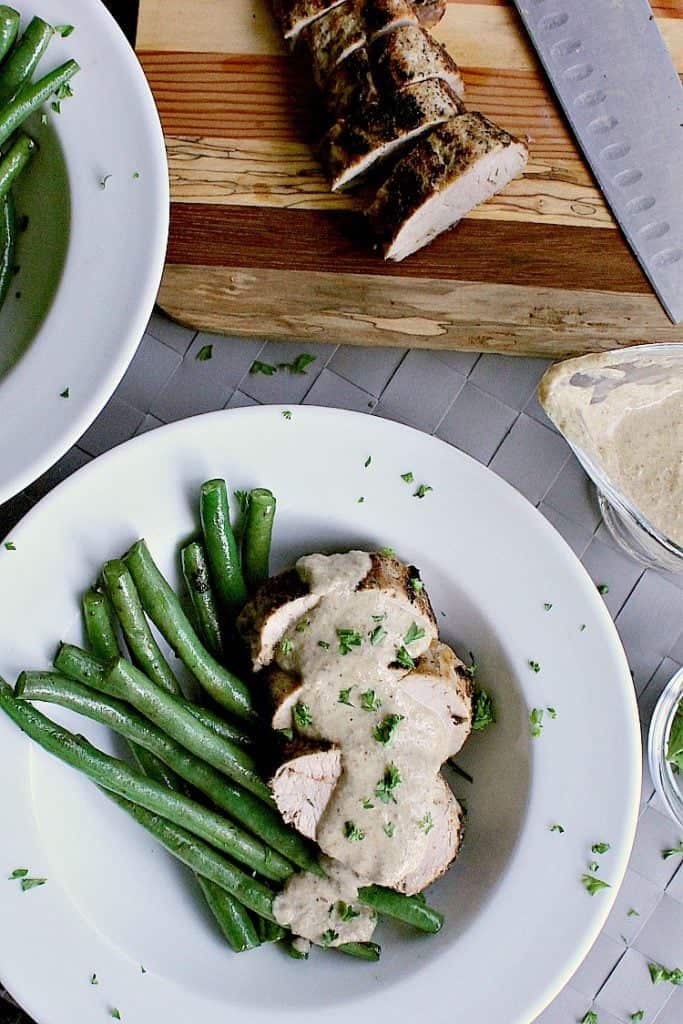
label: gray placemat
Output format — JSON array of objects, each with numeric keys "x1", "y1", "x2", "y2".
[{"x1": 1, "y1": 314, "x2": 682, "y2": 1024}]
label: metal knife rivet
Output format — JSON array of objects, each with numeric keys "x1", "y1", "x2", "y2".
[
  {"x1": 626, "y1": 195, "x2": 656, "y2": 214},
  {"x1": 575, "y1": 89, "x2": 606, "y2": 108},
  {"x1": 601, "y1": 141, "x2": 631, "y2": 160},
  {"x1": 652, "y1": 247, "x2": 683, "y2": 268},
  {"x1": 588, "y1": 114, "x2": 619, "y2": 134},
  {"x1": 613, "y1": 168, "x2": 643, "y2": 188},
  {"x1": 550, "y1": 37, "x2": 582, "y2": 58},
  {"x1": 563, "y1": 62, "x2": 593, "y2": 81},
  {"x1": 640, "y1": 221, "x2": 670, "y2": 240},
  {"x1": 539, "y1": 12, "x2": 569, "y2": 31}
]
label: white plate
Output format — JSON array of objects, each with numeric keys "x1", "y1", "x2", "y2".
[
  {"x1": 0, "y1": 407, "x2": 640, "y2": 1024},
  {"x1": 0, "y1": 1, "x2": 168, "y2": 502}
]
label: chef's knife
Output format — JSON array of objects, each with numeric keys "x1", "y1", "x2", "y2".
[{"x1": 511, "y1": 0, "x2": 683, "y2": 324}]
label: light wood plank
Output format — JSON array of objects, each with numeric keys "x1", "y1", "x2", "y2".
[
  {"x1": 137, "y1": 0, "x2": 683, "y2": 72},
  {"x1": 158, "y1": 264, "x2": 683, "y2": 355}
]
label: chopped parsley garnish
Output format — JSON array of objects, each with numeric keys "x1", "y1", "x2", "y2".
[
  {"x1": 293, "y1": 702, "x2": 312, "y2": 729},
  {"x1": 286, "y1": 353, "x2": 317, "y2": 374},
  {"x1": 413, "y1": 484, "x2": 433, "y2": 499},
  {"x1": 529, "y1": 660, "x2": 541, "y2": 673},
  {"x1": 357, "y1": 496, "x2": 365, "y2": 504},
  {"x1": 373, "y1": 714, "x2": 404, "y2": 745},
  {"x1": 55, "y1": 23, "x2": 75, "y2": 36},
  {"x1": 360, "y1": 688, "x2": 382, "y2": 712},
  {"x1": 580, "y1": 1014, "x2": 598, "y2": 1024},
  {"x1": 530, "y1": 708, "x2": 544, "y2": 737},
  {"x1": 55, "y1": 83, "x2": 73, "y2": 101},
  {"x1": 648, "y1": 962, "x2": 683, "y2": 985},
  {"x1": 90, "y1": 974, "x2": 98, "y2": 985},
  {"x1": 279, "y1": 638, "x2": 293, "y2": 655},
  {"x1": 337, "y1": 628, "x2": 362, "y2": 655},
  {"x1": 409, "y1": 577, "x2": 424, "y2": 593},
  {"x1": 110, "y1": 1011, "x2": 121, "y2": 1021},
  {"x1": 588, "y1": 861, "x2": 599, "y2": 873},
  {"x1": 196, "y1": 344, "x2": 213, "y2": 361},
  {"x1": 336, "y1": 901, "x2": 360, "y2": 921},
  {"x1": 338, "y1": 687, "x2": 354, "y2": 706},
  {"x1": 361, "y1": 797, "x2": 374, "y2": 809},
  {"x1": 627, "y1": 908, "x2": 640, "y2": 917},
  {"x1": 383, "y1": 822, "x2": 396, "y2": 838},
  {"x1": 60, "y1": 387, "x2": 70, "y2": 398},
  {"x1": 375, "y1": 762, "x2": 402, "y2": 804},
  {"x1": 372, "y1": 613, "x2": 387, "y2": 623},
  {"x1": 282, "y1": 409, "x2": 292, "y2": 420},
  {"x1": 98, "y1": 172, "x2": 111, "y2": 187},
  {"x1": 277, "y1": 728, "x2": 294, "y2": 741},
  {"x1": 378, "y1": 547, "x2": 395, "y2": 556},
  {"x1": 4, "y1": 541, "x2": 15, "y2": 551},
  {"x1": 395, "y1": 646, "x2": 415, "y2": 670},
  {"x1": 321, "y1": 928, "x2": 339, "y2": 946},
  {"x1": 662, "y1": 843, "x2": 683, "y2": 859},
  {"x1": 364, "y1": 456, "x2": 372, "y2": 468},
  {"x1": 404, "y1": 622, "x2": 425, "y2": 645},
  {"x1": 580, "y1": 623, "x2": 587, "y2": 631},
  {"x1": 630, "y1": 1012, "x2": 644, "y2": 1022},
  {"x1": 547, "y1": 707, "x2": 557, "y2": 719},
  {"x1": 295, "y1": 620, "x2": 309, "y2": 633},
  {"x1": 597, "y1": 583, "x2": 610, "y2": 595},
  {"x1": 250, "y1": 359, "x2": 277, "y2": 376},
  {"x1": 549, "y1": 824, "x2": 565, "y2": 834},
  {"x1": 472, "y1": 688, "x2": 496, "y2": 732},
  {"x1": 581, "y1": 874, "x2": 611, "y2": 896},
  {"x1": 543, "y1": 602, "x2": 553, "y2": 611},
  {"x1": 20, "y1": 877, "x2": 47, "y2": 891},
  {"x1": 418, "y1": 812, "x2": 434, "y2": 834},
  {"x1": 592, "y1": 842, "x2": 611, "y2": 855},
  {"x1": 369, "y1": 625, "x2": 387, "y2": 646},
  {"x1": 133, "y1": 172, "x2": 140, "y2": 180},
  {"x1": 9, "y1": 868, "x2": 28, "y2": 878},
  {"x1": 318, "y1": 640, "x2": 330, "y2": 650},
  {"x1": 344, "y1": 821, "x2": 365, "y2": 841},
  {"x1": 401, "y1": 471, "x2": 414, "y2": 483},
  {"x1": 234, "y1": 489, "x2": 250, "y2": 515}
]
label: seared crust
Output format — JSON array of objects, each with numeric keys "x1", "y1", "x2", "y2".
[
  {"x1": 236, "y1": 568, "x2": 318, "y2": 669},
  {"x1": 371, "y1": 25, "x2": 465, "y2": 99},
  {"x1": 323, "y1": 46, "x2": 379, "y2": 120},
  {"x1": 265, "y1": 666, "x2": 305, "y2": 729},
  {"x1": 357, "y1": 551, "x2": 436, "y2": 627},
  {"x1": 273, "y1": 0, "x2": 348, "y2": 40},
  {"x1": 320, "y1": 79, "x2": 464, "y2": 191},
  {"x1": 413, "y1": 0, "x2": 446, "y2": 27},
  {"x1": 367, "y1": 112, "x2": 528, "y2": 258},
  {"x1": 299, "y1": 0, "x2": 366, "y2": 90},
  {"x1": 363, "y1": 0, "x2": 418, "y2": 39}
]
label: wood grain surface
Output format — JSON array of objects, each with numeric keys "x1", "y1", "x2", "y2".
[{"x1": 137, "y1": 0, "x2": 683, "y2": 353}]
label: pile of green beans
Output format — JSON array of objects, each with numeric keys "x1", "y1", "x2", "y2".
[
  {"x1": 0, "y1": 478, "x2": 445, "y2": 962},
  {"x1": 0, "y1": 9, "x2": 80, "y2": 314}
]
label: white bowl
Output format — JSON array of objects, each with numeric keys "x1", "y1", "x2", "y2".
[{"x1": 0, "y1": 0, "x2": 169, "y2": 503}]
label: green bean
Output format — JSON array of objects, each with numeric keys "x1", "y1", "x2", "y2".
[
  {"x1": 0, "y1": 133, "x2": 36, "y2": 204},
  {"x1": 104, "y1": 790, "x2": 277, "y2": 922},
  {"x1": 100, "y1": 658, "x2": 270, "y2": 804},
  {"x1": 256, "y1": 917, "x2": 287, "y2": 943},
  {"x1": 124, "y1": 539, "x2": 255, "y2": 723},
  {"x1": 196, "y1": 874, "x2": 261, "y2": 953},
  {"x1": 0, "y1": 681, "x2": 290, "y2": 882},
  {"x1": 357, "y1": 886, "x2": 443, "y2": 933},
  {"x1": 0, "y1": 191, "x2": 16, "y2": 311},
  {"x1": 0, "y1": 16, "x2": 53, "y2": 107},
  {"x1": 17, "y1": 672, "x2": 322, "y2": 875},
  {"x1": 82, "y1": 589, "x2": 120, "y2": 661},
  {"x1": 54, "y1": 643, "x2": 255, "y2": 750},
  {"x1": 101, "y1": 559, "x2": 180, "y2": 696},
  {"x1": 200, "y1": 479, "x2": 247, "y2": 617},
  {"x1": 242, "y1": 488, "x2": 276, "y2": 591},
  {"x1": 181, "y1": 541, "x2": 225, "y2": 659},
  {"x1": 0, "y1": 59, "x2": 79, "y2": 149},
  {"x1": 337, "y1": 942, "x2": 381, "y2": 961},
  {"x1": 131, "y1": 743, "x2": 184, "y2": 791},
  {"x1": 0, "y1": 7, "x2": 20, "y2": 65}
]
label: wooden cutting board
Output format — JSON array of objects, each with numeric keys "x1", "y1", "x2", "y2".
[{"x1": 136, "y1": 0, "x2": 683, "y2": 355}]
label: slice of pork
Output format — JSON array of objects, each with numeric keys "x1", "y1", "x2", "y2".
[
  {"x1": 236, "y1": 569, "x2": 321, "y2": 670},
  {"x1": 265, "y1": 667, "x2": 305, "y2": 730},
  {"x1": 363, "y1": 0, "x2": 418, "y2": 41},
  {"x1": 371, "y1": 25, "x2": 465, "y2": 99},
  {"x1": 299, "y1": 0, "x2": 366, "y2": 90},
  {"x1": 396, "y1": 776, "x2": 464, "y2": 893},
  {"x1": 413, "y1": 0, "x2": 447, "y2": 27},
  {"x1": 358, "y1": 552, "x2": 437, "y2": 630},
  {"x1": 323, "y1": 46, "x2": 379, "y2": 121},
  {"x1": 321, "y1": 79, "x2": 464, "y2": 192},
  {"x1": 403, "y1": 641, "x2": 473, "y2": 757},
  {"x1": 367, "y1": 112, "x2": 529, "y2": 262},
  {"x1": 270, "y1": 739, "x2": 342, "y2": 839},
  {"x1": 272, "y1": 0, "x2": 348, "y2": 42}
]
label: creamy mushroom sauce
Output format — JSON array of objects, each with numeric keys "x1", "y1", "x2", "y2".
[
  {"x1": 540, "y1": 350, "x2": 683, "y2": 546},
  {"x1": 271, "y1": 551, "x2": 453, "y2": 947}
]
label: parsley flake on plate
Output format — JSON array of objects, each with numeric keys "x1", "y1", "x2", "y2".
[
  {"x1": 344, "y1": 821, "x2": 365, "y2": 841},
  {"x1": 630, "y1": 1012, "x2": 644, "y2": 1022},
  {"x1": 588, "y1": 861, "x2": 599, "y2": 873},
  {"x1": 357, "y1": 496, "x2": 365, "y2": 504},
  {"x1": 530, "y1": 708, "x2": 544, "y2": 738},
  {"x1": 9, "y1": 868, "x2": 27, "y2": 878},
  {"x1": 4, "y1": 541, "x2": 15, "y2": 551},
  {"x1": 250, "y1": 359, "x2": 277, "y2": 376},
  {"x1": 90, "y1": 974, "x2": 98, "y2": 985},
  {"x1": 373, "y1": 714, "x2": 404, "y2": 745},
  {"x1": 648, "y1": 962, "x2": 683, "y2": 985},
  {"x1": 581, "y1": 874, "x2": 611, "y2": 896},
  {"x1": 543, "y1": 602, "x2": 553, "y2": 611},
  {"x1": 395, "y1": 645, "x2": 415, "y2": 670},
  {"x1": 580, "y1": 1013, "x2": 598, "y2": 1024},
  {"x1": 55, "y1": 23, "x2": 75, "y2": 36},
  {"x1": 401, "y1": 471, "x2": 414, "y2": 483},
  {"x1": 472, "y1": 688, "x2": 496, "y2": 732},
  {"x1": 110, "y1": 1009, "x2": 121, "y2": 1020},
  {"x1": 196, "y1": 344, "x2": 213, "y2": 361},
  {"x1": 418, "y1": 812, "x2": 434, "y2": 834},
  {"x1": 375, "y1": 762, "x2": 402, "y2": 804},
  {"x1": 627, "y1": 908, "x2": 640, "y2": 918},
  {"x1": 20, "y1": 877, "x2": 47, "y2": 891},
  {"x1": 663, "y1": 843, "x2": 683, "y2": 859},
  {"x1": 413, "y1": 484, "x2": 433, "y2": 499},
  {"x1": 338, "y1": 687, "x2": 354, "y2": 706},
  {"x1": 546, "y1": 707, "x2": 558, "y2": 719},
  {"x1": 592, "y1": 842, "x2": 611, "y2": 855},
  {"x1": 60, "y1": 387, "x2": 69, "y2": 398},
  {"x1": 369, "y1": 625, "x2": 387, "y2": 646},
  {"x1": 549, "y1": 824, "x2": 565, "y2": 834},
  {"x1": 283, "y1": 353, "x2": 316, "y2": 375},
  {"x1": 597, "y1": 583, "x2": 610, "y2": 595},
  {"x1": 293, "y1": 702, "x2": 312, "y2": 729},
  {"x1": 364, "y1": 455, "x2": 372, "y2": 468},
  {"x1": 529, "y1": 660, "x2": 541, "y2": 673},
  {"x1": 282, "y1": 409, "x2": 292, "y2": 420}
]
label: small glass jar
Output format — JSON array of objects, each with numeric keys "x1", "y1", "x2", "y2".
[{"x1": 648, "y1": 666, "x2": 683, "y2": 830}]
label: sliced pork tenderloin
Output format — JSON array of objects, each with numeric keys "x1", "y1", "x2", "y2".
[
  {"x1": 367, "y1": 112, "x2": 529, "y2": 261},
  {"x1": 323, "y1": 46, "x2": 379, "y2": 120},
  {"x1": 413, "y1": 0, "x2": 447, "y2": 27},
  {"x1": 270, "y1": 738, "x2": 342, "y2": 840},
  {"x1": 396, "y1": 776, "x2": 464, "y2": 893},
  {"x1": 371, "y1": 24, "x2": 464, "y2": 99},
  {"x1": 357, "y1": 551, "x2": 436, "y2": 628},
  {"x1": 272, "y1": 0, "x2": 349, "y2": 41},
  {"x1": 321, "y1": 78, "x2": 464, "y2": 191},
  {"x1": 403, "y1": 641, "x2": 473, "y2": 757},
  {"x1": 264, "y1": 666, "x2": 306, "y2": 730},
  {"x1": 236, "y1": 568, "x2": 321, "y2": 670},
  {"x1": 299, "y1": 0, "x2": 366, "y2": 90},
  {"x1": 363, "y1": 0, "x2": 419, "y2": 41}
]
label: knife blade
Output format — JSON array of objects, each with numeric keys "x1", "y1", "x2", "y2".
[{"x1": 511, "y1": 0, "x2": 683, "y2": 324}]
